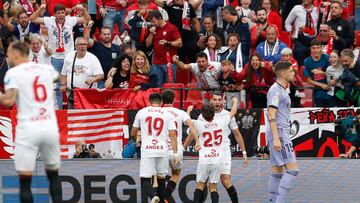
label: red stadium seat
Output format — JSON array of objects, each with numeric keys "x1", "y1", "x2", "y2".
[
  {"x1": 186, "y1": 84, "x2": 203, "y2": 109},
  {"x1": 355, "y1": 30, "x2": 360, "y2": 47}
]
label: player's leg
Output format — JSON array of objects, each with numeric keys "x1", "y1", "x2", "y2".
[
  {"x1": 220, "y1": 159, "x2": 238, "y2": 203},
  {"x1": 140, "y1": 158, "x2": 157, "y2": 202},
  {"x1": 208, "y1": 164, "x2": 221, "y2": 203},
  {"x1": 155, "y1": 156, "x2": 169, "y2": 203},
  {"x1": 14, "y1": 137, "x2": 38, "y2": 203},
  {"x1": 194, "y1": 164, "x2": 208, "y2": 202},
  {"x1": 269, "y1": 166, "x2": 284, "y2": 203},
  {"x1": 39, "y1": 132, "x2": 62, "y2": 203},
  {"x1": 166, "y1": 155, "x2": 183, "y2": 199},
  {"x1": 277, "y1": 162, "x2": 300, "y2": 203},
  {"x1": 267, "y1": 140, "x2": 286, "y2": 203},
  {"x1": 152, "y1": 176, "x2": 158, "y2": 197}
]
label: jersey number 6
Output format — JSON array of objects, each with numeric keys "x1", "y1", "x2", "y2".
[{"x1": 33, "y1": 76, "x2": 47, "y2": 103}]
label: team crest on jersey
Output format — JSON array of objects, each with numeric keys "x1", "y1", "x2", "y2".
[
  {"x1": 204, "y1": 149, "x2": 219, "y2": 158},
  {"x1": 272, "y1": 95, "x2": 279, "y2": 106},
  {"x1": 152, "y1": 139, "x2": 158, "y2": 145}
]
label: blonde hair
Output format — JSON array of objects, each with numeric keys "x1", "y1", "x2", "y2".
[
  {"x1": 221, "y1": 60, "x2": 233, "y2": 66},
  {"x1": 131, "y1": 51, "x2": 150, "y2": 74}
]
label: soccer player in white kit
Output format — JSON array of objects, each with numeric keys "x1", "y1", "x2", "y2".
[
  {"x1": 161, "y1": 90, "x2": 201, "y2": 202},
  {"x1": 0, "y1": 42, "x2": 61, "y2": 203},
  {"x1": 192, "y1": 98, "x2": 238, "y2": 203},
  {"x1": 131, "y1": 93, "x2": 179, "y2": 203},
  {"x1": 185, "y1": 92, "x2": 248, "y2": 203}
]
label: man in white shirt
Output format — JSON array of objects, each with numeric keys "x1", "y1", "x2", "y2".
[
  {"x1": 29, "y1": 3, "x2": 91, "y2": 109},
  {"x1": 173, "y1": 52, "x2": 221, "y2": 102},
  {"x1": 285, "y1": 0, "x2": 319, "y2": 66},
  {"x1": 131, "y1": 93, "x2": 179, "y2": 203},
  {"x1": 0, "y1": 41, "x2": 61, "y2": 203},
  {"x1": 60, "y1": 37, "x2": 104, "y2": 108},
  {"x1": 192, "y1": 98, "x2": 238, "y2": 203},
  {"x1": 161, "y1": 90, "x2": 200, "y2": 201}
]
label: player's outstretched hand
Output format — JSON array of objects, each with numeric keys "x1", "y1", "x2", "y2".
[
  {"x1": 243, "y1": 155, "x2": 249, "y2": 167},
  {"x1": 273, "y1": 138, "x2": 281, "y2": 152},
  {"x1": 194, "y1": 142, "x2": 201, "y2": 151}
]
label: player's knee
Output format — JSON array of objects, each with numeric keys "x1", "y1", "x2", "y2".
[
  {"x1": 220, "y1": 175, "x2": 232, "y2": 188},
  {"x1": 286, "y1": 169, "x2": 300, "y2": 176}
]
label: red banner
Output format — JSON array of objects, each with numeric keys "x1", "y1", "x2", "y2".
[{"x1": 74, "y1": 88, "x2": 161, "y2": 109}]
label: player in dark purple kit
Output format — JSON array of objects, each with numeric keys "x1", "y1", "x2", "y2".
[{"x1": 266, "y1": 62, "x2": 300, "y2": 203}]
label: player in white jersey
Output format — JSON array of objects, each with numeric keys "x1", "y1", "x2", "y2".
[
  {"x1": 131, "y1": 93, "x2": 178, "y2": 203},
  {"x1": 192, "y1": 98, "x2": 238, "y2": 203},
  {"x1": 0, "y1": 42, "x2": 61, "y2": 203},
  {"x1": 185, "y1": 92, "x2": 248, "y2": 203},
  {"x1": 161, "y1": 90, "x2": 200, "y2": 202}
]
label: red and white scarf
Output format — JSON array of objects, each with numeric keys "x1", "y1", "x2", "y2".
[
  {"x1": 198, "y1": 64, "x2": 219, "y2": 89},
  {"x1": 167, "y1": 0, "x2": 191, "y2": 31},
  {"x1": 55, "y1": 21, "x2": 65, "y2": 53},
  {"x1": 303, "y1": 6, "x2": 316, "y2": 36},
  {"x1": 264, "y1": 39, "x2": 280, "y2": 56}
]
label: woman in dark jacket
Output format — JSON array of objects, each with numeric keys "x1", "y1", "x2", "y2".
[{"x1": 105, "y1": 54, "x2": 132, "y2": 89}]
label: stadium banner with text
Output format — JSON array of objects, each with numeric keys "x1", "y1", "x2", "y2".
[
  {"x1": 259, "y1": 107, "x2": 360, "y2": 157},
  {"x1": 0, "y1": 110, "x2": 128, "y2": 160},
  {"x1": 73, "y1": 88, "x2": 161, "y2": 109},
  {"x1": 1, "y1": 159, "x2": 360, "y2": 203}
]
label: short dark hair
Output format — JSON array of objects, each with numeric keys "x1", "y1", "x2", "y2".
[
  {"x1": 138, "y1": 0, "x2": 150, "y2": 5},
  {"x1": 222, "y1": 5, "x2": 238, "y2": 16},
  {"x1": 147, "y1": 10, "x2": 163, "y2": 20},
  {"x1": 195, "y1": 52, "x2": 208, "y2": 60},
  {"x1": 201, "y1": 104, "x2": 215, "y2": 122},
  {"x1": 101, "y1": 25, "x2": 112, "y2": 32},
  {"x1": 256, "y1": 7, "x2": 267, "y2": 15},
  {"x1": 203, "y1": 14, "x2": 216, "y2": 22},
  {"x1": 331, "y1": 0, "x2": 343, "y2": 8},
  {"x1": 310, "y1": 39, "x2": 322, "y2": 47},
  {"x1": 226, "y1": 33, "x2": 241, "y2": 45},
  {"x1": 10, "y1": 41, "x2": 30, "y2": 56},
  {"x1": 161, "y1": 90, "x2": 175, "y2": 104},
  {"x1": 274, "y1": 61, "x2": 292, "y2": 73},
  {"x1": 113, "y1": 54, "x2": 133, "y2": 71},
  {"x1": 341, "y1": 48, "x2": 355, "y2": 59},
  {"x1": 53, "y1": 4, "x2": 66, "y2": 13},
  {"x1": 212, "y1": 91, "x2": 223, "y2": 98},
  {"x1": 149, "y1": 93, "x2": 162, "y2": 104},
  {"x1": 18, "y1": 10, "x2": 28, "y2": 18}
]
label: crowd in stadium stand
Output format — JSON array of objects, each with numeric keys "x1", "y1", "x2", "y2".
[{"x1": 0, "y1": 0, "x2": 359, "y2": 109}]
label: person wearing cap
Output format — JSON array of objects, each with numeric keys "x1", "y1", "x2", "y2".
[{"x1": 280, "y1": 47, "x2": 305, "y2": 107}]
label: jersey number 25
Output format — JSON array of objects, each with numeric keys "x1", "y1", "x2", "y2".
[{"x1": 203, "y1": 129, "x2": 222, "y2": 147}]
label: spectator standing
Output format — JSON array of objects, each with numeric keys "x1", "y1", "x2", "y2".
[
  {"x1": 88, "y1": 0, "x2": 102, "y2": 37},
  {"x1": 303, "y1": 39, "x2": 334, "y2": 107},
  {"x1": 145, "y1": 10, "x2": 182, "y2": 87},
  {"x1": 236, "y1": 0, "x2": 257, "y2": 26},
  {"x1": 233, "y1": 53, "x2": 275, "y2": 108},
  {"x1": 156, "y1": 0, "x2": 201, "y2": 63},
  {"x1": 129, "y1": 50, "x2": 158, "y2": 91},
  {"x1": 298, "y1": 23, "x2": 346, "y2": 55},
  {"x1": 96, "y1": 0, "x2": 133, "y2": 33},
  {"x1": 261, "y1": 0, "x2": 283, "y2": 36},
  {"x1": 197, "y1": 14, "x2": 225, "y2": 48},
  {"x1": 256, "y1": 25, "x2": 288, "y2": 64},
  {"x1": 84, "y1": 23, "x2": 122, "y2": 88},
  {"x1": 326, "y1": 0, "x2": 354, "y2": 49},
  {"x1": 105, "y1": 54, "x2": 132, "y2": 89},
  {"x1": 124, "y1": 0, "x2": 168, "y2": 55},
  {"x1": 341, "y1": 49, "x2": 360, "y2": 83},
  {"x1": 173, "y1": 52, "x2": 221, "y2": 102},
  {"x1": 285, "y1": 0, "x2": 319, "y2": 66},
  {"x1": 202, "y1": 34, "x2": 225, "y2": 62},
  {"x1": 2, "y1": 2, "x2": 40, "y2": 41},
  {"x1": 30, "y1": 3, "x2": 90, "y2": 109},
  {"x1": 326, "y1": 50, "x2": 346, "y2": 106},
  {"x1": 219, "y1": 33, "x2": 248, "y2": 73},
  {"x1": 222, "y1": 5, "x2": 251, "y2": 59},
  {"x1": 250, "y1": 8, "x2": 270, "y2": 52},
  {"x1": 218, "y1": 60, "x2": 242, "y2": 109},
  {"x1": 29, "y1": 34, "x2": 52, "y2": 65},
  {"x1": 60, "y1": 37, "x2": 104, "y2": 108}
]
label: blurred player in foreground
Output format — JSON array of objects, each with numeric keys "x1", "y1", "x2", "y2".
[
  {"x1": 131, "y1": 93, "x2": 178, "y2": 203},
  {"x1": 192, "y1": 98, "x2": 238, "y2": 203},
  {"x1": 161, "y1": 90, "x2": 200, "y2": 202},
  {"x1": 266, "y1": 62, "x2": 300, "y2": 203},
  {"x1": 1, "y1": 41, "x2": 61, "y2": 203}
]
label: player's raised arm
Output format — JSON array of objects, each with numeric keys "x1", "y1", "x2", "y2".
[
  {"x1": 229, "y1": 97, "x2": 238, "y2": 118},
  {"x1": 185, "y1": 119, "x2": 201, "y2": 151},
  {"x1": 0, "y1": 89, "x2": 18, "y2": 108}
]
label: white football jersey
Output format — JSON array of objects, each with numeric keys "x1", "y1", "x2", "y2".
[
  {"x1": 194, "y1": 115, "x2": 231, "y2": 164},
  {"x1": 4, "y1": 62, "x2": 59, "y2": 131},
  {"x1": 198, "y1": 108, "x2": 238, "y2": 145},
  {"x1": 163, "y1": 106, "x2": 191, "y2": 156},
  {"x1": 133, "y1": 106, "x2": 176, "y2": 158}
]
